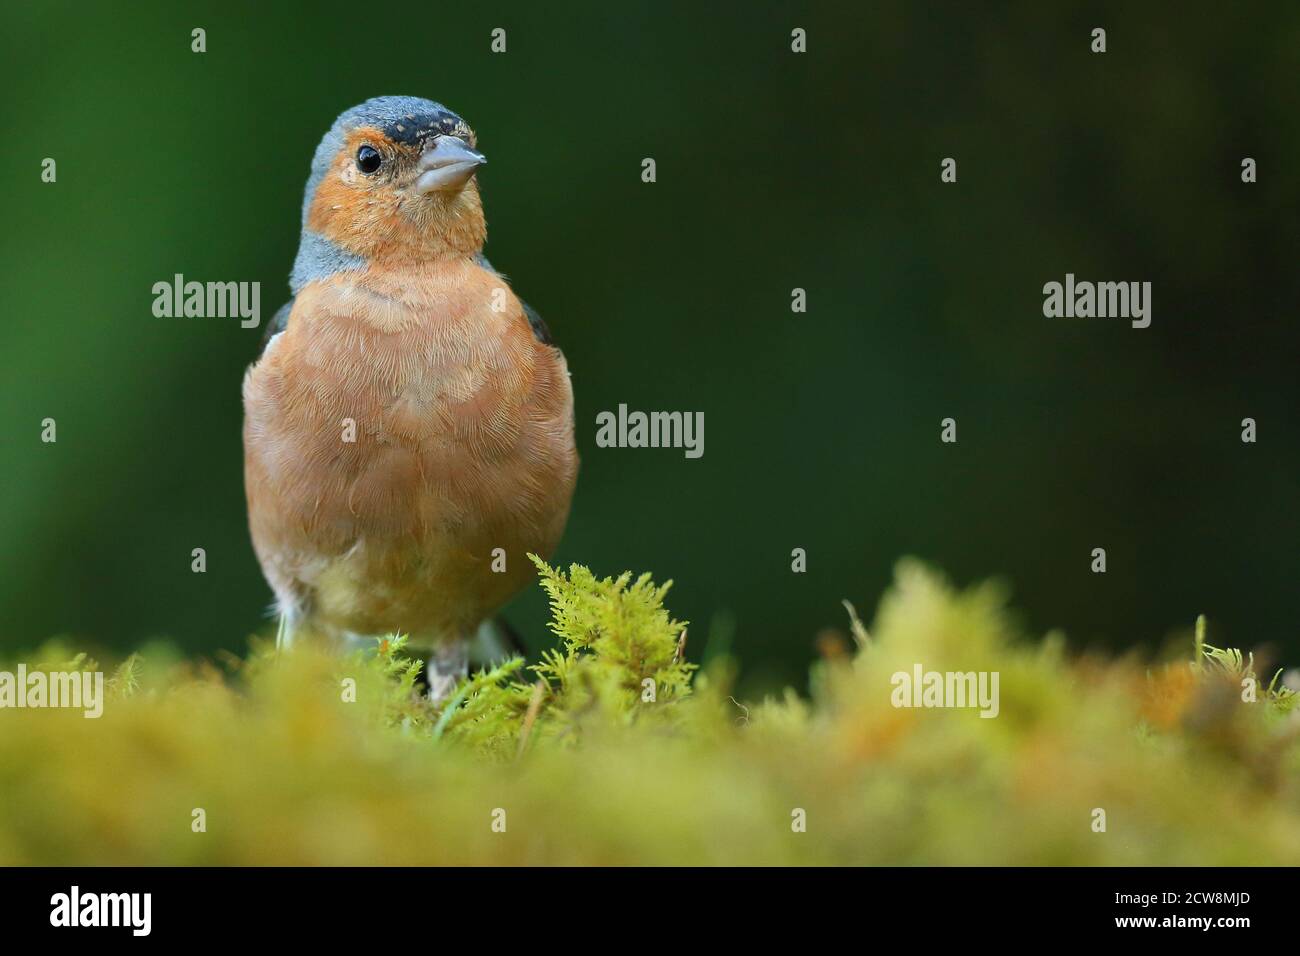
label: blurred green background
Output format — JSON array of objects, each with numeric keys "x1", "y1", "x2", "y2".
[{"x1": 2, "y1": 1, "x2": 1296, "y2": 693}]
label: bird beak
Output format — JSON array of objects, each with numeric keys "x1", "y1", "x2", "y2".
[{"x1": 414, "y1": 136, "x2": 486, "y2": 194}]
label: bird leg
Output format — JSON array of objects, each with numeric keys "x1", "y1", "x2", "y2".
[{"x1": 426, "y1": 641, "x2": 469, "y2": 703}]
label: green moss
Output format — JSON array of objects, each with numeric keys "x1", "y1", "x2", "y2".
[{"x1": 1, "y1": 558, "x2": 1297, "y2": 865}]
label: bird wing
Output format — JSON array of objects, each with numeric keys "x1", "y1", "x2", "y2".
[
  {"x1": 473, "y1": 253, "x2": 554, "y2": 345},
  {"x1": 258, "y1": 298, "x2": 295, "y2": 357}
]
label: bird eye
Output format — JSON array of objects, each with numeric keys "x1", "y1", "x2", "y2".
[{"x1": 356, "y1": 145, "x2": 381, "y2": 174}]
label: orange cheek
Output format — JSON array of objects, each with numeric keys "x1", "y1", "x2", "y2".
[
  {"x1": 309, "y1": 172, "x2": 362, "y2": 227},
  {"x1": 308, "y1": 169, "x2": 394, "y2": 251},
  {"x1": 304, "y1": 132, "x2": 487, "y2": 261}
]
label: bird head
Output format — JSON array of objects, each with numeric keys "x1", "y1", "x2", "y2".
[{"x1": 292, "y1": 96, "x2": 488, "y2": 290}]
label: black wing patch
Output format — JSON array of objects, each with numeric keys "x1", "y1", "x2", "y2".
[
  {"x1": 259, "y1": 298, "x2": 294, "y2": 357},
  {"x1": 521, "y1": 299, "x2": 554, "y2": 345},
  {"x1": 473, "y1": 253, "x2": 555, "y2": 346}
]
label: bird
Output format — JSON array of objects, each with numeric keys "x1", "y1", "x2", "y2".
[{"x1": 242, "y1": 96, "x2": 578, "y2": 698}]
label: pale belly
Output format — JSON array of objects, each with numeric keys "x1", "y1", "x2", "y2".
[{"x1": 242, "y1": 264, "x2": 577, "y2": 646}]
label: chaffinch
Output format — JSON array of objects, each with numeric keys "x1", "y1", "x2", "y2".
[{"x1": 242, "y1": 96, "x2": 578, "y2": 697}]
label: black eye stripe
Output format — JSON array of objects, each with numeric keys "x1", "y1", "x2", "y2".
[{"x1": 356, "y1": 145, "x2": 381, "y2": 174}]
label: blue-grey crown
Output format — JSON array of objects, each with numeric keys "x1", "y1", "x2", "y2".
[
  {"x1": 290, "y1": 97, "x2": 470, "y2": 295},
  {"x1": 301, "y1": 96, "x2": 468, "y2": 225}
]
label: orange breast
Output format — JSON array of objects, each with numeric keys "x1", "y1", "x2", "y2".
[{"x1": 242, "y1": 259, "x2": 577, "y2": 644}]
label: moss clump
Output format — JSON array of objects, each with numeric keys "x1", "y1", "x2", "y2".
[{"x1": 1, "y1": 558, "x2": 1297, "y2": 865}]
